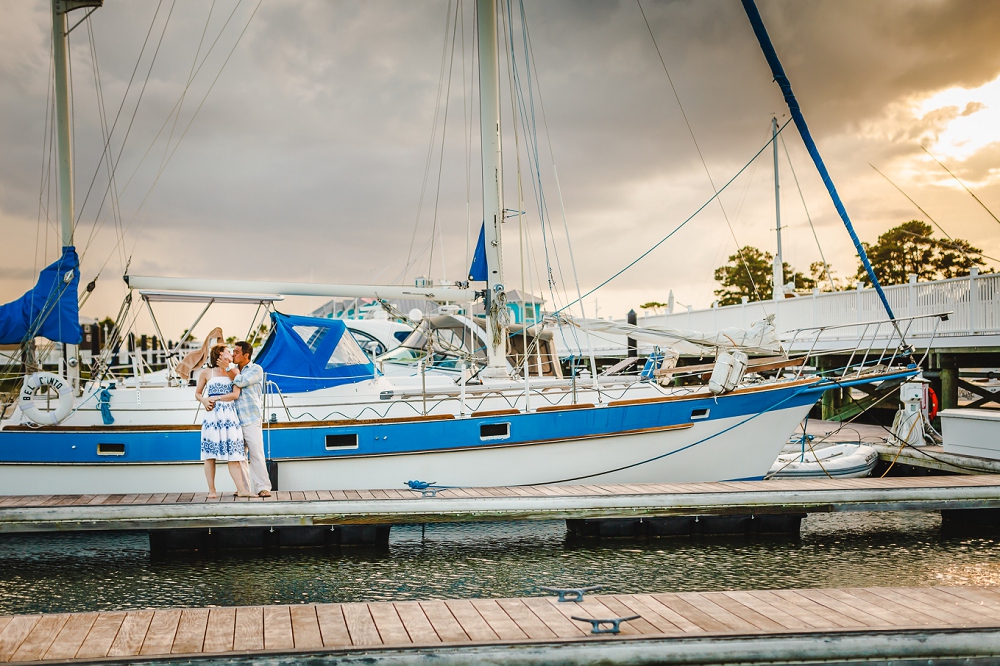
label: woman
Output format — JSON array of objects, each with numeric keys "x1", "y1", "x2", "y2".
[{"x1": 195, "y1": 345, "x2": 252, "y2": 498}]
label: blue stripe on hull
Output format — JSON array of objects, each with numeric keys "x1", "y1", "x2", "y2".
[{"x1": 0, "y1": 382, "x2": 821, "y2": 464}]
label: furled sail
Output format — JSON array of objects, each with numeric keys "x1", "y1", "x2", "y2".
[
  {"x1": 0, "y1": 246, "x2": 81, "y2": 345},
  {"x1": 572, "y1": 317, "x2": 781, "y2": 355}
]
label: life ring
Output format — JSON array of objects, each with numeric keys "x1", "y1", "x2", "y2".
[
  {"x1": 19, "y1": 372, "x2": 74, "y2": 425},
  {"x1": 927, "y1": 386, "x2": 939, "y2": 421}
]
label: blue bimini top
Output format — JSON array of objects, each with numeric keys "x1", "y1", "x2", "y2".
[{"x1": 256, "y1": 312, "x2": 376, "y2": 393}]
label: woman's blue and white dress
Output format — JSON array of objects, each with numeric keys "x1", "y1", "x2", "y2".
[{"x1": 200, "y1": 376, "x2": 245, "y2": 461}]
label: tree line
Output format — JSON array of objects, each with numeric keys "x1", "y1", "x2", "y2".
[{"x1": 712, "y1": 220, "x2": 986, "y2": 306}]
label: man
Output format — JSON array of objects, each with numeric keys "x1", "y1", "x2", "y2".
[{"x1": 226, "y1": 341, "x2": 272, "y2": 497}]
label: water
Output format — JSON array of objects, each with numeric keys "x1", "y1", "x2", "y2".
[{"x1": 0, "y1": 512, "x2": 997, "y2": 615}]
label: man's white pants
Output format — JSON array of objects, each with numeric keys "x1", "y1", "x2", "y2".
[{"x1": 240, "y1": 422, "x2": 271, "y2": 493}]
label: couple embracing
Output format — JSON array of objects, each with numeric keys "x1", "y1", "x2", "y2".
[{"x1": 194, "y1": 341, "x2": 273, "y2": 498}]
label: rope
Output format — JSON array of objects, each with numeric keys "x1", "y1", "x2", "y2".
[
  {"x1": 554, "y1": 119, "x2": 792, "y2": 316},
  {"x1": 637, "y1": 0, "x2": 766, "y2": 306}
]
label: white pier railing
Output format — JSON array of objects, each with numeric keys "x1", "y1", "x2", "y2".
[{"x1": 639, "y1": 268, "x2": 999, "y2": 351}]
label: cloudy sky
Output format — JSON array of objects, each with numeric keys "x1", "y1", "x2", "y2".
[{"x1": 3, "y1": 0, "x2": 1000, "y2": 339}]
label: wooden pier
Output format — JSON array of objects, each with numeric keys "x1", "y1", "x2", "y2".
[
  {"x1": 2, "y1": 585, "x2": 1000, "y2": 664},
  {"x1": 1, "y1": 475, "x2": 999, "y2": 544}
]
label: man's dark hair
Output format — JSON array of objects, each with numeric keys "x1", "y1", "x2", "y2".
[{"x1": 235, "y1": 340, "x2": 253, "y2": 361}]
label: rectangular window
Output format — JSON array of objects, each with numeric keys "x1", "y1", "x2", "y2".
[
  {"x1": 325, "y1": 433, "x2": 359, "y2": 450},
  {"x1": 691, "y1": 408, "x2": 710, "y2": 421},
  {"x1": 480, "y1": 422, "x2": 510, "y2": 440},
  {"x1": 97, "y1": 443, "x2": 126, "y2": 456}
]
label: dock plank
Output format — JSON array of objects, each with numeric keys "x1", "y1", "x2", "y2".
[
  {"x1": 107, "y1": 610, "x2": 154, "y2": 657},
  {"x1": 597, "y1": 596, "x2": 660, "y2": 635},
  {"x1": 765, "y1": 590, "x2": 857, "y2": 628},
  {"x1": 0, "y1": 615, "x2": 39, "y2": 662},
  {"x1": 470, "y1": 599, "x2": 527, "y2": 640},
  {"x1": 892, "y1": 588, "x2": 996, "y2": 624},
  {"x1": 289, "y1": 605, "x2": 323, "y2": 649},
  {"x1": 794, "y1": 589, "x2": 899, "y2": 627},
  {"x1": 722, "y1": 590, "x2": 816, "y2": 630},
  {"x1": 76, "y1": 611, "x2": 127, "y2": 660},
  {"x1": 315, "y1": 605, "x2": 352, "y2": 648},
  {"x1": 9, "y1": 614, "x2": 67, "y2": 663},
  {"x1": 650, "y1": 593, "x2": 736, "y2": 633},
  {"x1": 496, "y1": 598, "x2": 556, "y2": 640},
  {"x1": 170, "y1": 608, "x2": 209, "y2": 654},
  {"x1": 444, "y1": 600, "x2": 499, "y2": 642},
  {"x1": 673, "y1": 592, "x2": 762, "y2": 633},
  {"x1": 520, "y1": 597, "x2": 588, "y2": 638},
  {"x1": 863, "y1": 588, "x2": 966, "y2": 625},
  {"x1": 202, "y1": 607, "x2": 236, "y2": 654},
  {"x1": 613, "y1": 594, "x2": 686, "y2": 634},
  {"x1": 701, "y1": 592, "x2": 786, "y2": 631},
  {"x1": 233, "y1": 606, "x2": 263, "y2": 652},
  {"x1": 342, "y1": 603, "x2": 381, "y2": 646},
  {"x1": 844, "y1": 588, "x2": 941, "y2": 626},
  {"x1": 630, "y1": 594, "x2": 703, "y2": 633},
  {"x1": 419, "y1": 601, "x2": 470, "y2": 643},
  {"x1": 392, "y1": 602, "x2": 439, "y2": 644},
  {"x1": 138, "y1": 609, "x2": 181, "y2": 656},
  {"x1": 263, "y1": 606, "x2": 294, "y2": 650},
  {"x1": 368, "y1": 603, "x2": 410, "y2": 645},
  {"x1": 43, "y1": 613, "x2": 97, "y2": 660}
]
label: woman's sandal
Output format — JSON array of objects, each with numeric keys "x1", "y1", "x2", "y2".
[{"x1": 258, "y1": 490, "x2": 272, "y2": 497}]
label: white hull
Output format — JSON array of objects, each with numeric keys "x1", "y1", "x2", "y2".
[{"x1": 0, "y1": 404, "x2": 812, "y2": 494}]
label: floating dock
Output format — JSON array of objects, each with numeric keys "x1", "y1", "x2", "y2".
[
  {"x1": 2, "y1": 585, "x2": 1000, "y2": 664},
  {"x1": 803, "y1": 418, "x2": 1000, "y2": 475},
  {"x1": 1, "y1": 475, "x2": 999, "y2": 545}
]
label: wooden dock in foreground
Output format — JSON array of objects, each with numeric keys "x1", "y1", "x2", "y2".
[
  {"x1": 2, "y1": 585, "x2": 1000, "y2": 664},
  {"x1": 1, "y1": 475, "x2": 999, "y2": 536}
]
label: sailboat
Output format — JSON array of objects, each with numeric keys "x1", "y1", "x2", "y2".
[{"x1": 0, "y1": 0, "x2": 926, "y2": 496}]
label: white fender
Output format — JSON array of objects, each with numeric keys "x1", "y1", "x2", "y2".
[
  {"x1": 727, "y1": 350, "x2": 749, "y2": 390},
  {"x1": 19, "y1": 372, "x2": 74, "y2": 425},
  {"x1": 708, "y1": 352, "x2": 734, "y2": 395}
]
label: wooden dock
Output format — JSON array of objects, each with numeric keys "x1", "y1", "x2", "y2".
[
  {"x1": 2, "y1": 585, "x2": 1000, "y2": 664},
  {"x1": 1, "y1": 475, "x2": 999, "y2": 536}
]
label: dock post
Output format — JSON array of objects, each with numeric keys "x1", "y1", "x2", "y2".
[{"x1": 939, "y1": 355, "x2": 959, "y2": 411}]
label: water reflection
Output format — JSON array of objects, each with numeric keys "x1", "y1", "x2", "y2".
[{"x1": 0, "y1": 512, "x2": 996, "y2": 614}]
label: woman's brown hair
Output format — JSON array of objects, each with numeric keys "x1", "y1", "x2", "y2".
[{"x1": 209, "y1": 344, "x2": 228, "y2": 369}]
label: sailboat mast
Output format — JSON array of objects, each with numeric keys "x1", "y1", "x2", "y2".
[
  {"x1": 477, "y1": 0, "x2": 507, "y2": 374},
  {"x1": 52, "y1": 2, "x2": 75, "y2": 249},
  {"x1": 53, "y1": 1, "x2": 80, "y2": 387},
  {"x1": 771, "y1": 116, "x2": 783, "y2": 299}
]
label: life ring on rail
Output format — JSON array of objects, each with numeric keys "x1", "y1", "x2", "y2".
[
  {"x1": 927, "y1": 387, "x2": 939, "y2": 421},
  {"x1": 19, "y1": 372, "x2": 74, "y2": 425}
]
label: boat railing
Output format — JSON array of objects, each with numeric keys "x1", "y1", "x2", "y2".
[{"x1": 784, "y1": 311, "x2": 950, "y2": 380}]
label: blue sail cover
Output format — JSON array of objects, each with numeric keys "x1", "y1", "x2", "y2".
[
  {"x1": 255, "y1": 312, "x2": 375, "y2": 393},
  {"x1": 468, "y1": 223, "x2": 488, "y2": 282},
  {"x1": 0, "y1": 246, "x2": 81, "y2": 344}
]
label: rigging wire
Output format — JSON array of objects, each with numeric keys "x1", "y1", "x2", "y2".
[
  {"x1": 869, "y1": 163, "x2": 953, "y2": 240},
  {"x1": 76, "y1": 0, "x2": 169, "y2": 235},
  {"x1": 80, "y1": 0, "x2": 244, "y2": 261},
  {"x1": 428, "y1": 1, "x2": 461, "y2": 279},
  {"x1": 869, "y1": 164, "x2": 998, "y2": 265},
  {"x1": 516, "y1": 1, "x2": 598, "y2": 378},
  {"x1": 554, "y1": 119, "x2": 792, "y2": 316},
  {"x1": 781, "y1": 133, "x2": 835, "y2": 292},
  {"x1": 403, "y1": 0, "x2": 455, "y2": 282},
  {"x1": 636, "y1": 0, "x2": 765, "y2": 306},
  {"x1": 87, "y1": 0, "x2": 263, "y2": 282},
  {"x1": 921, "y1": 145, "x2": 1000, "y2": 227}
]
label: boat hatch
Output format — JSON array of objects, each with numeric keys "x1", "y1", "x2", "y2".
[{"x1": 97, "y1": 443, "x2": 126, "y2": 456}]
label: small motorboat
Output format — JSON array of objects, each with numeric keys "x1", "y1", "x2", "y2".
[{"x1": 767, "y1": 442, "x2": 879, "y2": 479}]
